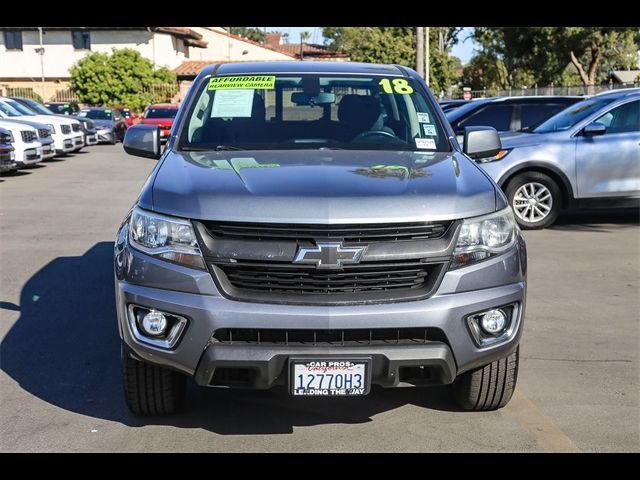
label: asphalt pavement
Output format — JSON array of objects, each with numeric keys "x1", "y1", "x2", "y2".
[{"x1": 1, "y1": 145, "x2": 638, "y2": 452}]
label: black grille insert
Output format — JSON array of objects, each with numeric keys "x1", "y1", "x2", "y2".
[
  {"x1": 213, "y1": 327, "x2": 447, "y2": 346},
  {"x1": 204, "y1": 221, "x2": 451, "y2": 243},
  {"x1": 215, "y1": 260, "x2": 439, "y2": 295},
  {"x1": 61, "y1": 124, "x2": 71, "y2": 134},
  {"x1": 37, "y1": 128, "x2": 51, "y2": 138},
  {"x1": 21, "y1": 131, "x2": 36, "y2": 143}
]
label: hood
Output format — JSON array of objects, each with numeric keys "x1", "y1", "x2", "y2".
[
  {"x1": 0, "y1": 118, "x2": 50, "y2": 131},
  {"x1": 499, "y1": 130, "x2": 563, "y2": 149},
  {"x1": 141, "y1": 118, "x2": 174, "y2": 128},
  {"x1": 11, "y1": 114, "x2": 62, "y2": 126},
  {"x1": 148, "y1": 150, "x2": 498, "y2": 223},
  {"x1": 93, "y1": 119, "x2": 115, "y2": 129},
  {"x1": 53, "y1": 114, "x2": 95, "y2": 129},
  {"x1": 0, "y1": 119, "x2": 35, "y2": 134}
]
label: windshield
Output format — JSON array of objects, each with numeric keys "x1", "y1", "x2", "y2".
[
  {"x1": 79, "y1": 110, "x2": 112, "y2": 120},
  {"x1": 0, "y1": 100, "x2": 24, "y2": 117},
  {"x1": 179, "y1": 74, "x2": 449, "y2": 152},
  {"x1": 533, "y1": 98, "x2": 615, "y2": 133},
  {"x1": 18, "y1": 98, "x2": 54, "y2": 115},
  {"x1": 145, "y1": 108, "x2": 177, "y2": 119},
  {"x1": 116, "y1": 108, "x2": 133, "y2": 118},
  {"x1": 2, "y1": 99, "x2": 36, "y2": 116},
  {"x1": 46, "y1": 103, "x2": 74, "y2": 115}
]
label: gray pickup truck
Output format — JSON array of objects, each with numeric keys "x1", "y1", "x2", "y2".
[{"x1": 115, "y1": 61, "x2": 527, "y2": 415}]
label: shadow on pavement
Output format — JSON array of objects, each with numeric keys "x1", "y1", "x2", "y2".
[
  {"x1": 2, "y1": 170, "x2": 33, "y2": 177},
  {"x1": 550, "y1": 207, "x2": 639, "y2": 232},
  {"x1": 0, "y1": 242, "x2": 460, "y2": 436}
]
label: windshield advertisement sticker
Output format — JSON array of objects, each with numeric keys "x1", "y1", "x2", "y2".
[
  {"x1": 417, "y1": 112, "x2": 430, "y2": 123},
  {"x1": 415, "y1": 138, "x2": 436, "y2": 150},
  {"x1": 422, "y1": 124, "x2": 437, "y2": 136},
  {"x1": 211, "y1": 89, "x2": 255, "y2": 118},
  {"x1": 208, "y1": 75, "x2": 276, "y2": 90}
]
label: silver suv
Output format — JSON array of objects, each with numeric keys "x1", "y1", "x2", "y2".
[
  {"x1": 116, "y1": 61, "x2": 527, "y2": 415},
  {"x1": 478, "y1": 89, "x2": 640, "y2": 229}
]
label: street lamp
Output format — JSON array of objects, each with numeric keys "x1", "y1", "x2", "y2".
[{"x1": 36, "y1": 27, "x2": 45, "y2": 100}]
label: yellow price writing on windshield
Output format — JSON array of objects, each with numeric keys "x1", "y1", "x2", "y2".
[{"x1": 379, "y1": 78, "x2": 414, "y2": 94}]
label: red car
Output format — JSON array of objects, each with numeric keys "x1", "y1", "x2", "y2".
[
  {"x1": 112, "y1": 106, "x2": 140, "y2": 129},
  {"x1": 141, "y1": 103, "x2": 179, "y2": 141}
]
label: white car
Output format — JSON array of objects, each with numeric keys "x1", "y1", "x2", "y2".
[
  {"x1": 0, "y1": 97, "x2": 81, "y2": 155},
  {"x1": 0, "y1": 119, "x2": 43, "y2": 167}
]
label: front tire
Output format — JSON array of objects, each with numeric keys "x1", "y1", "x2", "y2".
[
  {"x1": 122, "y1": 350, "x2": 186, "y2": 416},
  {"x1": 505, "y1": 172, "x2": 561, "y2": 229},
  {"x1": 450, "y1": 346, "x2": 519, "y2": 411}
]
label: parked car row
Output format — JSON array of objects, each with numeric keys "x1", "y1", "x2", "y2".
[
  {"x1": 440, "y1": 89, "x2": 640, "y2": 228},
  {"x1": 0, "y1": 97, "x2": 112, "y2": 173}
]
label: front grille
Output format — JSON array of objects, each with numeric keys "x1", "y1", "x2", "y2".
[
  {"x1": 212, "y1": 327, "x2": 447, "y2": 346},
  {"x1": 204, "y1": 221, "x2": 451, "y2": 243},
  {"x1": 21, "y1": 131, "x2": 36, "y2": 143},
  {"x1": 216, "y1": 260, "x2": 435, "y2": 295},
  {"x1": 37, "y1": 128, "x2": 51, "y2": 139},
  {"x1": 60, "y1": 125, "x2": 71, "y2": 134}
]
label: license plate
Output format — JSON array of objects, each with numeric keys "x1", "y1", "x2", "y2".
[{"x1": 290, "y1": 358, "x2": 370, "y2": 396}]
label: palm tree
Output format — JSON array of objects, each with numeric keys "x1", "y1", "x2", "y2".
[{"x1": 300, "y1": 31, "x2": 311, "y2": 60}]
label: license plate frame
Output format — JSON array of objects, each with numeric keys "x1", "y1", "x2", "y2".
[{"x1": 289, "y1": 357, "x2": 372, "y2": 396}]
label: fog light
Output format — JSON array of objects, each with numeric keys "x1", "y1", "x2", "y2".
[
  {"x1": 479, "y1": 309, "x2": 507, "y2": 335},
  {"x1": 141, "y1": 310, "x2": 168, "y2": 336}
]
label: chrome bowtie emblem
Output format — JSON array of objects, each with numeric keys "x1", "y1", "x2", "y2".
[{"x1": 293, "y1": 242, "x2": 367, "y2": 269}]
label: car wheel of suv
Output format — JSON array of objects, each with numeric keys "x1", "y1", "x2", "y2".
[
  {"x1": 450, "y1": 346, "x2": 519, "y2": 411},
  {"x1": 121, "y1": 349, "x2": 186, "y2": 415},
  {"x1": 505, "y1": 172, "x2": 561, "y2": 229}
]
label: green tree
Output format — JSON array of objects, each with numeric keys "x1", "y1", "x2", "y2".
[
  {"x1": 469, "y1": 27, "x2": 640, "y2": 88},
  {"x1": 322, "y1": 27, "x2": 461, "y2": 95},
  {"x1": 69, "y1": 48, "x2": 178, "y2": 112},
  {"x1": 229, "y1": 27, "x2": 266, "y2": 43}
]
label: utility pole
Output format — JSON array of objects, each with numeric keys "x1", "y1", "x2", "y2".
[
  {"x1": 425, "y1": 27, "x2": 430, "y2": 86},
  {"x1": 37, "y1": 27, "x2": 45, "y2": 100},
  {"x1": 416, "y1": 27, "x2": 424, "y2": 78}
]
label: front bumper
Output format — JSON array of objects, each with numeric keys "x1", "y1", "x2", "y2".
[
  {"x1": 19, "y1": 146, "x2": 43, "y2": 165},
  {"x1": 72, "y1": 135, "x2": 85, "y2": 150},
  {"x1": 54, "y1": 135, "x2": 76, "y2": 154},
  {"x1": 40, "y1": 140, "x2": 56, "y2": 159},
  {"x1": 84, "y1": 132, "x2": 98, "y2": 145},
  {"x1": 96, "y1": 129, "x2": 114, "y2": 143},
  {"x1": 0, "y1": 150, "x2": 17, "y2": 172},
  {"x1": 115, "y1": 230, "x2": 527, "y2": 388}
]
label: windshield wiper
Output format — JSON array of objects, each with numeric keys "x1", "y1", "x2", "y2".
[
  {"x1": 214, "y1": 144, "x2": 243, "y2": 151},
  {"x1": 181, "y1": 145, "x2": 244, "y2": 152}
]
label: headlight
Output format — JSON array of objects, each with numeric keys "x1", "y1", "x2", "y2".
[
  {"x1": 476, "y1": 149, "x2": 511, "y2": 164},
  {"x1": 129, "y1": 206, "x2": 205, "y2": 269},
  {"x1": 0, "y1": 131, "x2": 13, "y2": 143},
  {"x1": 48, "y1": 124, "x2": 55, "y2": 133},
  {"x1": 451, "y1": 207, "x2": 517, "y2": 268}
]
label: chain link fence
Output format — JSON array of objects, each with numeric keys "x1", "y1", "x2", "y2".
[{"x1": 441, "y1": 82, "x2": 639, "y2": 100}]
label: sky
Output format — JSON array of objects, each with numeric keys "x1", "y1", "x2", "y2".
[{"x1": 266, "y1": 27, "x2": 477, "y2": 64}]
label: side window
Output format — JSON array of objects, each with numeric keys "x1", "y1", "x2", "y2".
[
  {"x1": 596, "y1": 100, "x2": 640, "y2": 134},
  {"x1": 72, "y1": 30, "x2": 91, "y2": 50},
  {"x1": 459, "y1": 105, "x2": 514, "y2": 131},
  {"x1": 520, "y1": 104, "x2": 565, "y2": 129},
  {"x1": 4, "y1": 31, "x2": 23, "y2": 50}
]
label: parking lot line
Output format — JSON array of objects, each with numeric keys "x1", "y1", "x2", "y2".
[{"x1": 504, "y1": 390, "x2": 582, "y2": 453}]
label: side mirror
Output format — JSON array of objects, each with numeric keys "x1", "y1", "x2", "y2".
[
  {"x1": 463, "y1": 126, "x2": 502, "y2": 159},
  {"x1": 583, "y1": 122, "x2": 606, "y2": 137},
  {"x1": 123, "y1": 124, "x2": 161, "y2": 159}
]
